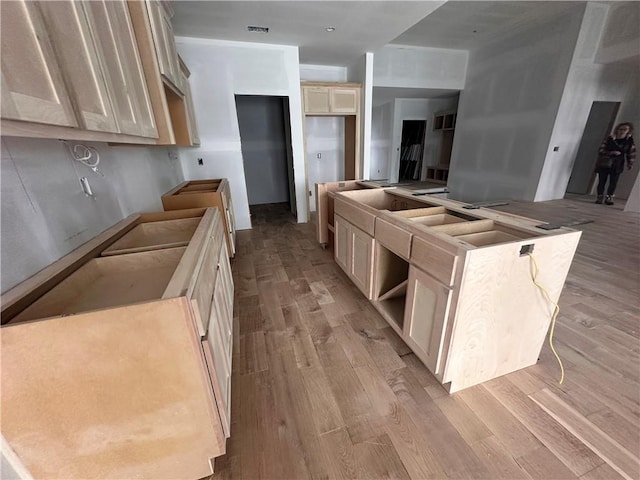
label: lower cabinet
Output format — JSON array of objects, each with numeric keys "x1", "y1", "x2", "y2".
[
  {"x1": 162, "y1": 179, "x2": 237, "y2": 258},
  {"x1": 1, "y1": 207, "x2": 234, "y2": 479},
  {"x1": 334, "y1": 214, "x2": 374, "y2": 298},
  {"x1": 404, "y1": 266, "x2": 453, "y2": 375}
]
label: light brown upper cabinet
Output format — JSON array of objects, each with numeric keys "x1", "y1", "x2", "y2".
[
  {"x1": 330, "y1": 88, "x2": 359, "y2": 113},
  {"x1": 83, "y1": 0, "x2": 158, "y2": 138},
  {"x1": 146, "y1": 0, "x2": 183, "y2": 95},
  {"x1": 302, "y1": 83, "x2": 360, "y2": 114},
  {"x1": 0, "y1": 1, "x2": 78, "y2": 128},
  {"x1": 180, "y1": 59, "x2": 200, "y2": 146},
  {"x1": 1, "y1": 0, "x2": 158, "y2": 143},
  {"x1": 301, "y1": 82, "x2": 362, "y2": 181},
  {"x1": 38, "y1": 1, "x2": 119, "y2": 134},
  {"x1": 127, "y1": 0, "x2": 199, "y2": 146}
]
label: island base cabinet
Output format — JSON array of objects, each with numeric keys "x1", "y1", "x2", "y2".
[
  {"x1": 404, "y1": 266, "x2": 453, "y2": 376},
  {"x1": 334, "y1": 214, "x2": 373, "y2": 299}
]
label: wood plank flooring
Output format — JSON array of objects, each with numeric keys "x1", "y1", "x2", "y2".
[{"x1": 216, "y1": 197, "x2": 639, "y2": 479}]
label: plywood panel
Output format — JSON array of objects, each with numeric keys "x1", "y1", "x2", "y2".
[
  {"x1": 444, "y1": 231, "x2": 582, "y2": 392},
  {"x1": 2, "y1": 298, "x2": 223, "y2": 479}
]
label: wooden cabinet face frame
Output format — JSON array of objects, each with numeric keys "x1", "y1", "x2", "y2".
[{"x1": 334, "y1": 215, "x2": 350, "y2": 273}]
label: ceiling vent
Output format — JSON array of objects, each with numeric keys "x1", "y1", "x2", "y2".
[{"x1": 247, "y1": 25, "x2": 269, "y2": 33}]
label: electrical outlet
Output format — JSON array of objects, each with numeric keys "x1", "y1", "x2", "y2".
[
  {"x1": 520, "y1": 244, "x2": 534, "y2": 256},
  {"x1": 197, "y1": 158, "x2": 204, "y2": 166}
]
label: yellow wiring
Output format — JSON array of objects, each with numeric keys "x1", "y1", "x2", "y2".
[{"x1": 527, "y1": 252, "x2": 565, "y2": 385}]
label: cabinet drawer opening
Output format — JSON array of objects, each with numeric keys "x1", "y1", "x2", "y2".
[
  {"x1": 102, "y1": 217, "x2": 200, "y2": 256},
  {"x1": 374, "y1": 244, "x2": 409, "y2": 330},
  {"x1": 340, "y1": 189, "x2": 435, "y2": 212},
  {"x1": 406, "y1": 208, "x2": 480, "y2": 227},
  {"x1": 179, "y1": 182, "x2": 220, "y2": 193},
  {"x1": 11, "y1": 247, "x2": 187, "y2": 323},
  {"x1": 450, "y1": 222, "x2": 541, "y2": 247}
]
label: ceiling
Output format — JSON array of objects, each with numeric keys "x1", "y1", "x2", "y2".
[
  {"x1": 171, "y1": 1, "x2": 445, "y2": 66},
  {"x1": 171, "y1": 1, "x2": 591, "y2": 66},
  {"x1": 391, "y1": 1, "x2": 582, "y2": 50}
]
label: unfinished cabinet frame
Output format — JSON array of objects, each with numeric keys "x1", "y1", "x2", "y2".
[
  {"x1": 1, "y1": 0, "x2": 160, "y2": 144},
  {"x1": 302, "y1": 82, "x2": 362, "y2": 213},
  {"x1": 162, "y1": 179, "x2": 237, "y2": 258},
  {"x1": 1, "y1": 207, "x2": 234, "y2": 478},
  {"x1": 333, "y1": 188, "x2": 581, "y2": 393}
]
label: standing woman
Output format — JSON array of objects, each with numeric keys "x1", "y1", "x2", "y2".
[{"x1": 595, "y1": 122, "x2": 636, "y2": 205}]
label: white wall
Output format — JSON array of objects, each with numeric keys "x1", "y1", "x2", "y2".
[
  {"x1": 347, "y1": 53, "x2": 374, "y2": 180},
  {"x1": 373, "y1": 45, "x2": 468, "y2": 90},
  {"x1": 624, "y1": 174, "x2": 640, "y2": 213},
  {"x1": 300, "y1": 64, "x2": 346, "y2": 82},
  {"x1": 535, "y1": 3, "x2": 638, "y2": 201},
  {"x1": 370, "y1": 101, "x2": 394, "y2": 180},
  {"x1": 1, "y1": 137, "x2": 182, "y2": 292},
  {"x1": 448, "y1": 5, "x2": 585, "y2": 203},
  {"x1": 388, "y1": 97, "x2": 459, "y2": 183},
  {"x1": 306, "y1": 117, "x2": 345, "y2": 212},
  {"x1": 616, "y1": 68, "x2": 640, "y2": 201},
  {"x1": 176, "y1": 38, "x2": 306, "y2": 229}
]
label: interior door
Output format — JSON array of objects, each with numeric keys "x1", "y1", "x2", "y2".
[{"x1": 566, "y1": 101, "x2": 620, "y2": 194}]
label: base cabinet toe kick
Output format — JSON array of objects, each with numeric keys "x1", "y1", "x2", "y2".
[
  {"x1": 333, "y1": 188, "x2": 581, "y2": 393},
  {"x1": 1, "y1": 207, "x2": 234, "y2": 479}
]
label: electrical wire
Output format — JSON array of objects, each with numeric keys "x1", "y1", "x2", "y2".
[
  {"x1": 527, "y1": 252, "x2": 564, "y2": 384},
  {"x1": 60, "y1": 140, "x2": 103, "y2": 176}
]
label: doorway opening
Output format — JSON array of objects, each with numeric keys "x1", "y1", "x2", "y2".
[
  {"x1": 566, "y1": 101, "x2": 620, "y2": 195},
  {"x1": 235, "y1": 95, "x2": 296, "y2": 223},
  {"x1": 398, "y1": 120, "x2": 427, "y2": 182}
]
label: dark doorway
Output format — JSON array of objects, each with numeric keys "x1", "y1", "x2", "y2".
[
  {"x1": 566, "y1": 101, "x2": 620, "y2": 195},
  {"x1": 398, "y1": 120, "x2": 427, "y2": 181},
  {"x1": 235, "y1": 95, "x2": 295, "y2": 210}
]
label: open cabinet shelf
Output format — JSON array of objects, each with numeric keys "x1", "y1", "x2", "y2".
[{"x1": 373, "y1": 243, "x2": 410, "y2": 331}]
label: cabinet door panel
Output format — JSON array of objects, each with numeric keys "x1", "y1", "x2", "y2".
[
  {"x1": 330, "y1": 88, "x2": 358, "y2": 113},
  {"x1": 0, "y1": 1, "x2": 77, "y2": 127},
  {"x1": 84, "y1": 0, "x2": 157, "y2": 138},
  {"x1": 405, "y1": 266, "x2": 452, "y2": 374},
  {"x1": 161, "y1": 13, "x2": 181, "y2": 90},
  {"x1": 209, "y1": 278, "x2": 232, "y2": 436},
  {"x1": 350, "y1": 224, "x2": 374, "y2": 298},
  {"x1": 38, "y1": 0, "x2": 118, "y2": 133},
  {"x1": 147, "y1": 0, "x2": 181, "y2": 92},
  {"x1": 334, "y1": 215, "x2": 350, "y2": 273},
  {"x1": 189, "y1": 235, "x2": 217, "y2": 336},
  {"x1": 182, "y1": 72, "x2": 200, "y2": 145},
  {"x1": 220, "y1": 192, "x2": 236, "y2": 257},
  {"x1": 303, "y1": 87, "x2": 330, "y2": 113}
]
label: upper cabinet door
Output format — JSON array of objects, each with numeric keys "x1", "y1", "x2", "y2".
[
  {"x1": 0, "y1": 1, "x2": 77, "y2": 127},
  {"x1": 303, "y1": 87, "x2": 331, "y2": 114},
  {"x1": 82, "y1": 0, "x2": 158, "y2": 138},
  {"x1": 38, "y1": 1, "x2": 118, "y2": 133},
  {"x1": 181, "y1": 71, "x2": 200, "y2": 146},
  {"x1": 330, "y1": 88, "x2": 358, "y2": 113},
  {"x1": 147, "y1": 0, "x2": 182, "y2": 93}
]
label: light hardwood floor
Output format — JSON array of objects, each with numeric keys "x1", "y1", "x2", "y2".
[{"x1": 215, "y1": 197, "x2": 639, "y2": 479}]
